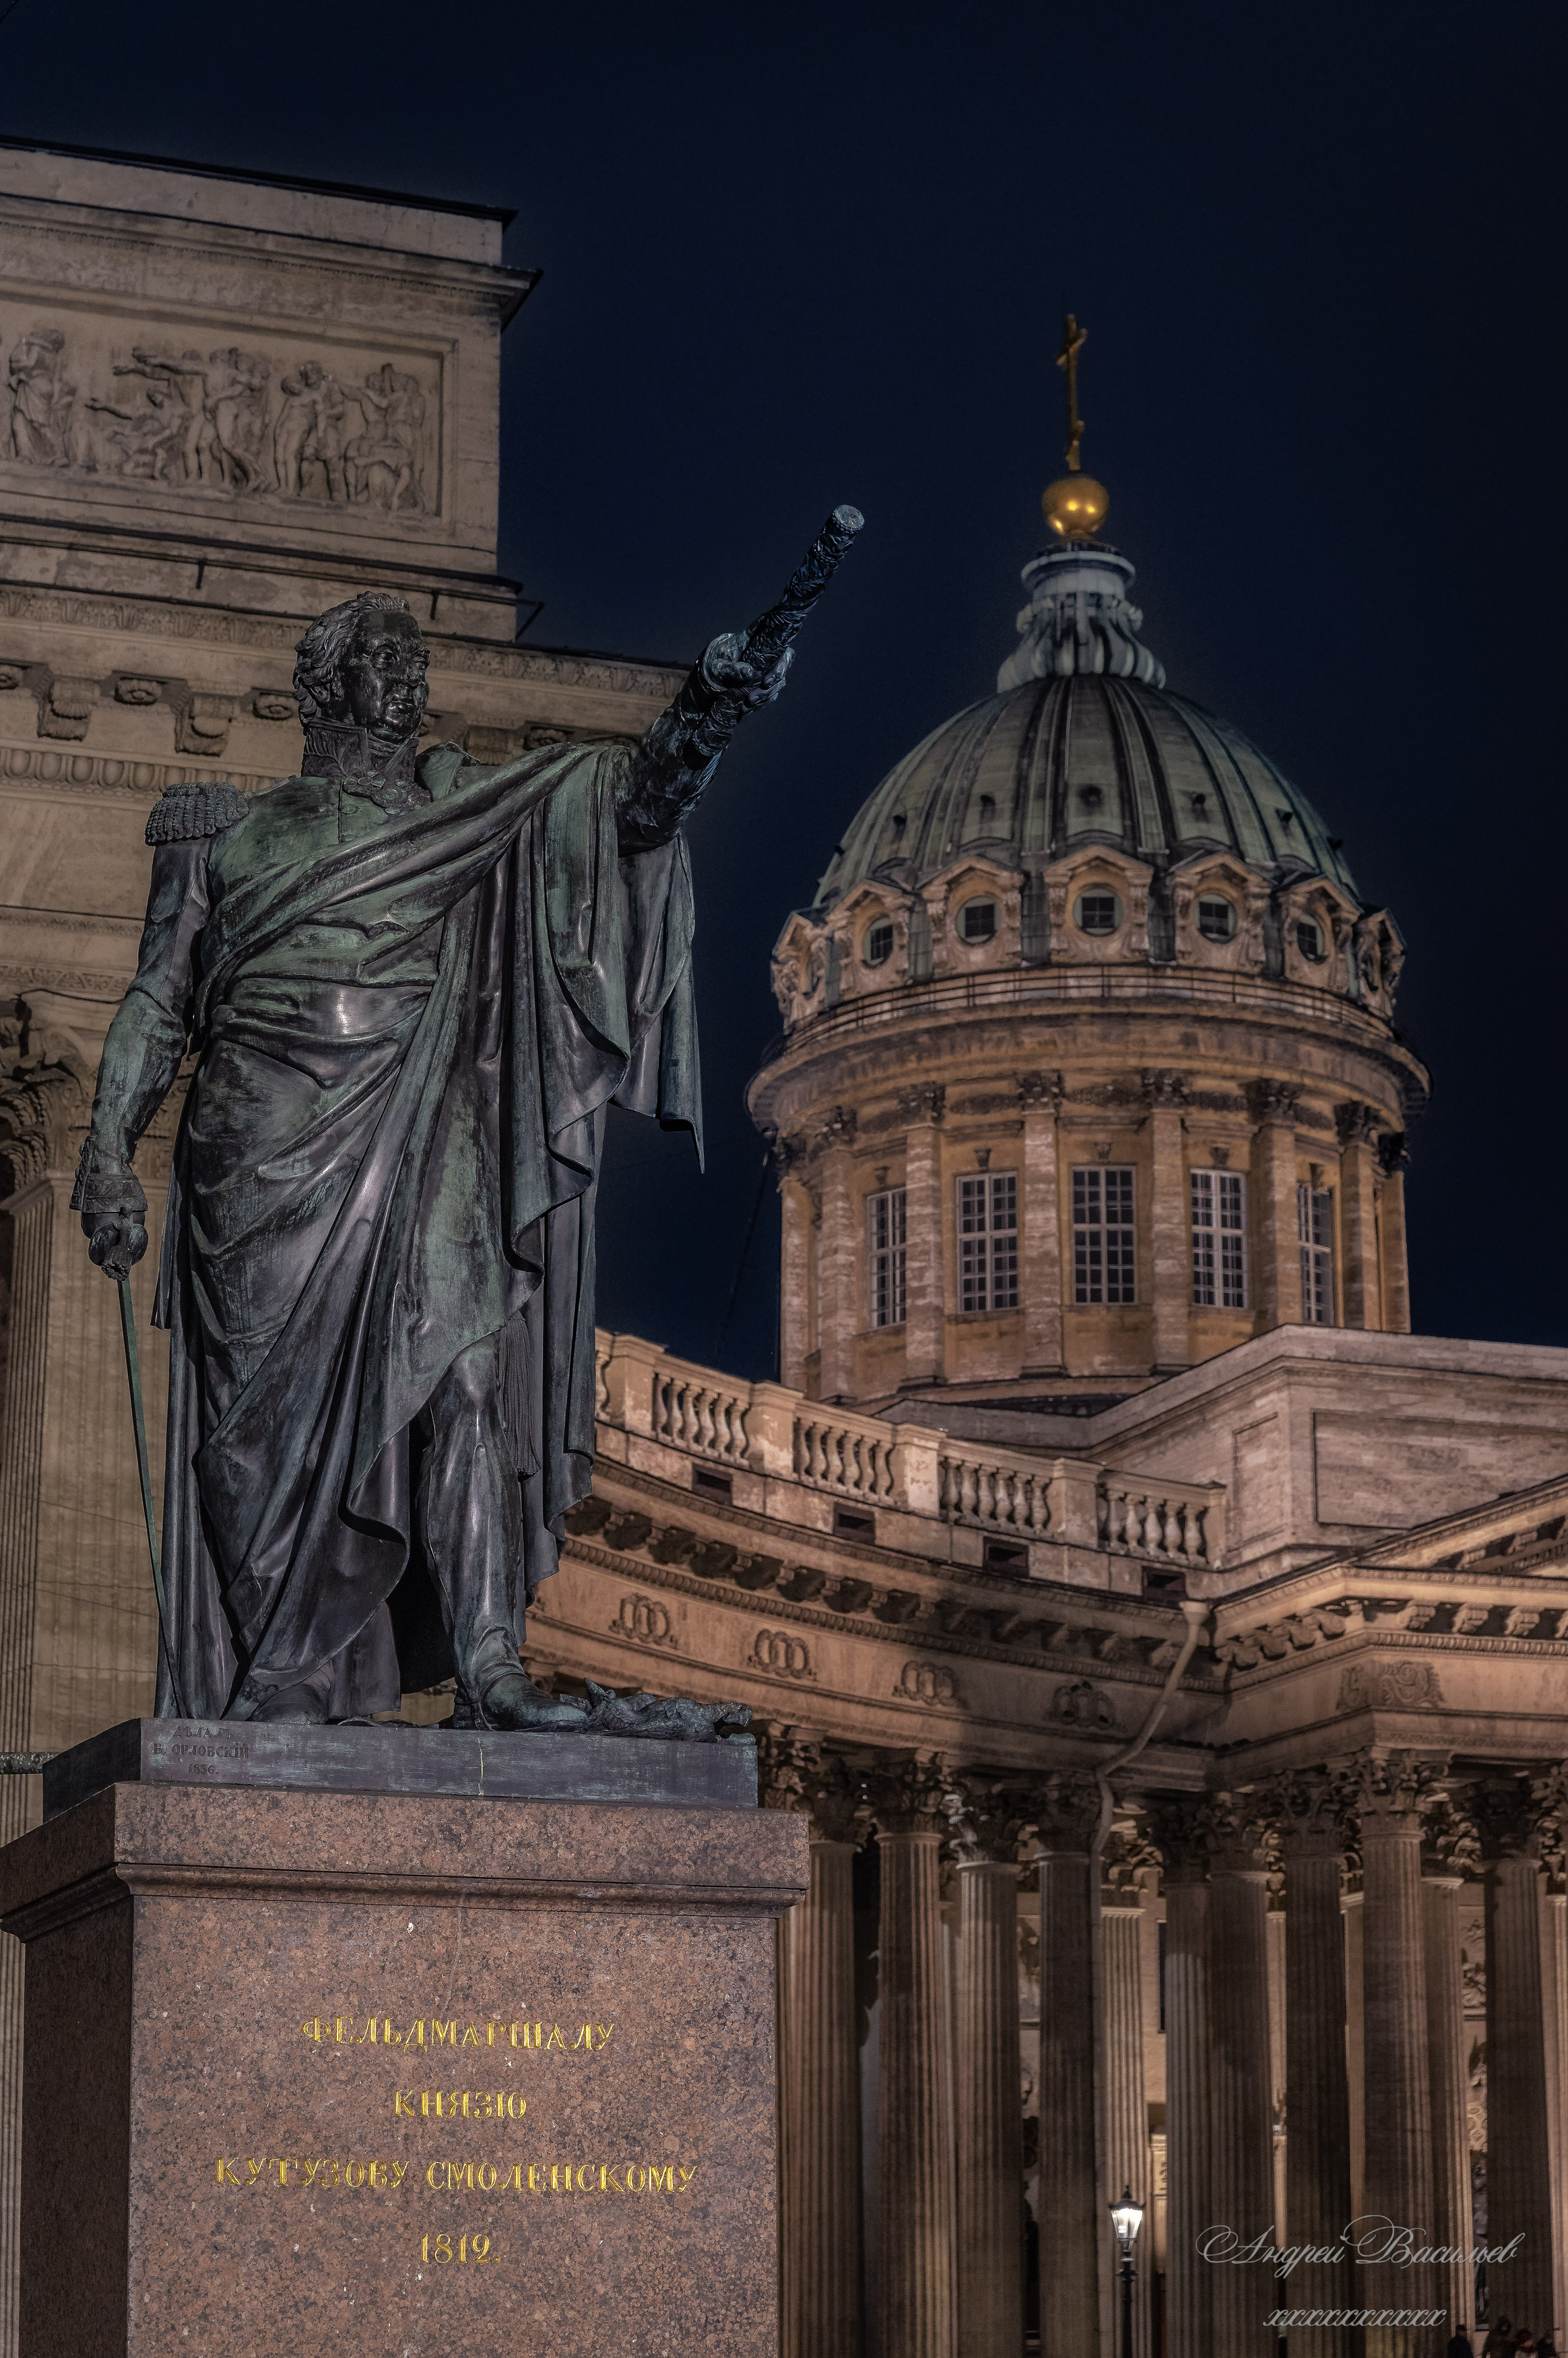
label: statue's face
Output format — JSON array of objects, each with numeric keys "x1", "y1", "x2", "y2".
[{"x1": 337, "y1": 610, "x2": 428, "y2": 737}]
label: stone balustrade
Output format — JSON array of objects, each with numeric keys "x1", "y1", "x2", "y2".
[
  {"x1": 593, "y1": 1331, "x2": 1227, "y2": 1577},
  {"x1": 1097, "y1": 1479, "x2": 1223, "y2": 1567}
]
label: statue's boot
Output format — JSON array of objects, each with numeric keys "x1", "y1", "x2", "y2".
[
  {"x1": 239, "y1": 1662, "x2": 336, "y2": 1723},
  {"x1": 454, "y1": 1625, "x2": 589, "y2": 1732}
]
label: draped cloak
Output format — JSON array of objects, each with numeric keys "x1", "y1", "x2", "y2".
[{"x1": 147, "y1": 740, "x2": 699, "y2": 1720}]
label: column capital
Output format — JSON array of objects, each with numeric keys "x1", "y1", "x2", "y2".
[
  {"x1": 1336, "y1": 1745, "x2": 1449, "y2": 1833},
  {"x1": 1263, "y1": 1764, "x2": 1350, "y2": 1857},
  {"x1": 865, "y1": 1751, "x2": 950, "y2": 1837},
  {"x1": 1141, "y1": 1791, "x2": 1223, "y2": 1883},
  {"x1": 771, "y1": 1128, "x2": 810, "y2": 1184},
  {"x1": 1140, "y1": 1067, "x2": 1188, "y2": 1110},
  {"x1": 896, "y1": 1082, "x2": 946, "y2": 1127},
  {"x1": 1377, "y1": 1130, "x2": 1410, "y2": 1176},
  {"x1": 1016, "y1": 1069, "x2": 1063, "y2": 1112},
  {"x1": 1420, "y1": 1788, "x2": 1482, "y2": 1880},
  {"x1": 1205, "y1": 1790, "x2": 1278, "y2": 1875},
  {"x1": 0, "y1": 1034, "x2": 88, "y2": 1196},
  {"x1": 1248, "y1": 1077, "x2": 1302, "y2": 1125},
  {"x1": 815, "y1": 1104, "x2": 858, "y2": 1151},
  {"x1": 1334, "y1": 1100, "x2": 1381, "y2": 1148},
  {"x1": 942, "y1": 1771, "x2": 1031, "y2": 1866},
  {"x1": 1102, "y1": 1820, "x2": 1161, "y2": 1903},
  {"x1": 1460, "y1": 1768, "x2": 1559, "y2": 1862},
  {"x1": 756, "y1": 1728, "x2": 869, "y2": 1845},
  {"x1": 1029, "y1": 1768, "x2": 1103, "y2": 1857}
]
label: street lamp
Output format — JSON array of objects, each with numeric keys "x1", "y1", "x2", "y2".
[{"x1": 1110, "y1": 2184, "x2": 1145, "y2": 2358}]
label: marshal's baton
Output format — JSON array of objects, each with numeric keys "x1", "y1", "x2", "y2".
[
  {"x1": 117, "y1": 1277, "x2": 187, "y2": 1719},
  {"x1": 659, "y1": 505, "x2": 865, "y2": 780},
  {"x1": 738, "y1": 502, "x2": 865, "y2": 672}
]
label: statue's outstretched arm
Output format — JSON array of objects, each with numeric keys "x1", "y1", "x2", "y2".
[
  {"x1": 616, "y1": 635, "x2": 791, "y2": 852},
  {"x1": 73, "y1": 837, "x2": 212, "y2": 1281},
  {"x1": 615, "y1": 507, "x2": 863, "y2": 852}
]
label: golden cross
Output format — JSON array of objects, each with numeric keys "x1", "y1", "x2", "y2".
[{"x1": 1056, "y1": 313, "x2": 1087, "y2": 474}]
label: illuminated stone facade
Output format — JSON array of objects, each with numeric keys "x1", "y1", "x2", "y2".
[{"x1": 2, "y1": 137, "x2": 1567, "y2": 2358}]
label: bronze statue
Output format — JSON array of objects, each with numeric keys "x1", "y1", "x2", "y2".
[{"x1": 76, "y1": 509, "x2": 862, "y2": 1731}]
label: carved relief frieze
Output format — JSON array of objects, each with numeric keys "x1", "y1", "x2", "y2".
[
  {"x1": 751, "y1": 1628, "x2": 814, "y2": 1682},
  {"x1": 894, "y1": 1659, "x2": 960, "y2": 1707},
  {"x1": 1337, "y1": 1660, "x2": 1443, "y2": 1711},
  {"x1": 608, "y1": 1593, "x2": 679, "y2": 1649},
  {"x1": 1, "y1": 312, "x2": 438, "y2": 516},
  {"x1": 1052, "y1": 1677, "x2": 1115, "y2": 1729}
]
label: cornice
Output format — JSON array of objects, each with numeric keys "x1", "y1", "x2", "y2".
[
  {"x1": 0, "y1": 588, "x2": 684, "y2": 701},
  {"x1": 0, "y1": 201, "x2": 525, "y2": 313},
  {"x1": 758, "y1": 963, "x2": 1420, "y2": 1072},
  {"x1": 1216, "y1": 1624, "x2": 1568, "y2": 1693},
  {"x1": 562, "y1": 1529, "x2": 1208, "y2": 1696},
  {"x1": 591, "y1": 1453, "x2": 1192, "y2": 1630}
]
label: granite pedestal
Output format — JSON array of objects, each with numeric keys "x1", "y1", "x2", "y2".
[{"x1": 0, "y1": 1722, "x2": 808, "y2": 2358}]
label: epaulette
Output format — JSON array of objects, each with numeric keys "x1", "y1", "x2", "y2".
[{"x1": 145, "y1": 782, "x2": 252, "y2": 847}]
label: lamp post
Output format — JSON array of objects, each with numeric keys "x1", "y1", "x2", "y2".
[{"x1": 1110, "y1": 2184, "x2": 1145, "y2": 2358}]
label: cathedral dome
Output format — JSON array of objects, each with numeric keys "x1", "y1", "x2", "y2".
[
  {"x1": 815, "y1": 546, "x2": 1357, "y2": 911},
  {"x1": 752, "y1": 517, "x2": 1427, "y2": 1417}
]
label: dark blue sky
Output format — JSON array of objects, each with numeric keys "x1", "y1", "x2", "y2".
[{"x1": 7, "y1": 0, "x2": 1564, "y2": 1374}]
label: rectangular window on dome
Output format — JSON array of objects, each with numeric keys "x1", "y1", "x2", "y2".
[
  {"x1": 1297, "y1": 1184, "x2": 1335, "y2": 1325},
  {"x1": 1191, "y1": 1170, "x2": 1247, "y2": 1309},
  {"x1": 956, "y1": 1172, "x2": 1018, "y2": 1312},
  {"x1": 868, "y1": 1187, "x2": 907, "y2": 1329},
  {"x1": 1072, "y1": 1166, "x2": 1136, "y2": 1305}
]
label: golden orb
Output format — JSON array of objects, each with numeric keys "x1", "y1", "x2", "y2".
[{"x1": 1042, "y1": 473, "x2": 1110, "y2": 540}]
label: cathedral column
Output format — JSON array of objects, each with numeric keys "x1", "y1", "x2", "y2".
[
  {"x1": 1344, "y1": 1886, "x2": 1366, "y2": 2217},
  {"x1": 777, "y1": 1141, "x2": 814, "y2": 1392},
  {"x1": 762, "y1": 1735, "x2": 866, "y2": 2358},
  {"x1": 1143, "y1": 1071, "x2": 1190, "y2": 1373},
  {"x1": 1422, "y1": 1858, "x2": 1476, "y2": 2340},
  {"x1": 1544, "y1": 1884, "x2": 1568, "y2": 2345},
  {"x1": 1205, "y1": 1799, "x2": 1276, "y2": 2351},
  {"x1": 1033, "y1": 1771, "x2": 1103, "y2": 2358},
  {"x1": 815, "y1": 1108, "x2": 859, "y2": 1402},
  {"x1": 0, "y1": 1019, "x2": 178, "y2": 2358},
  {"x1": 1274, "y1": 1773, "x2": 1355, "y2": 2355},
  {"x1": 1354, "y1": 1753, "x2": 1443, "y2": 2357},
  {"x1": 868, "y1": 1756, "x2": 955, "y2": 2358},
  {"x1": 1018, "y1": 1071, "x2": 1064, "y2": 1374},
  {"x1": 901, "y1": 1087, "x2": 946, "y2": 1388},
  {"x1": 1146, "y1": 1799, "x2": 1214, "y2": 2358},
  {"x1": 1472, "y1": 1776, "x2": 1557, "y2": 2340},
  {"x1": 1251, "y1": 1081, "x2": 1303, "y2": 1330},
  {"x1": 946, "y1": 1776, "x2": 1028, "y2": 2358},
  {"x1": 1377, "y1": 1135, "x2": 1412, "y2": 1335},
  {"x1": 1336, "y1": 1104, "x2": 1383, "y2": 1331},
  {"x1": 1102, "y1": 1859, "x2": 1152, "y2": 2358}
]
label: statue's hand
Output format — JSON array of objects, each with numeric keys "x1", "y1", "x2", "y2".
[
  {"x1": 698, "y1": 632, "x2": 793, "y2": 710},
  {"x1": 72, "y1": 1148, "x2": 149, "y2": 1281},
  {"x1": 87, "y1": 1215, "x2": 149, "y2": 1283}
]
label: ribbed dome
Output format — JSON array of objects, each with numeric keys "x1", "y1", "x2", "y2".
[{"x1": 815, "y1": 546, "x2": 1359, "y2": 910}]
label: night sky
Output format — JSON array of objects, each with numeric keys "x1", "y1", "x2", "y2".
[{"x1": 5, "y1": 2, "x2": 1564, "y2": 1377}]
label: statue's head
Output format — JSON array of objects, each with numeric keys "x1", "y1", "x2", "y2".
[{"x1": 294, "y1": 591, "x2": 429, "y2": 743}]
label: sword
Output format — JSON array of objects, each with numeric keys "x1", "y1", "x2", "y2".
[{"x1": 117, "y1": 1277, "x2": 187, "y2": 1720}]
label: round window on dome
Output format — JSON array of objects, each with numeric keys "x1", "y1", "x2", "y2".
[
  {"x1": 1074, "y1": 889, "x2": 1121, "y2": 936},
  {"x1": 1197, "y1": 895, "x2": 1237, "y2": 943},
  {"x1": 863, "y1": 920, "x2": 895, "y2": 968},
  {"x1": 959, "y1": 899, "x2": 998, "y2": 945},
  {"x1": 1296, "y1": 918, "x2": 1327, "y2": 963}
]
